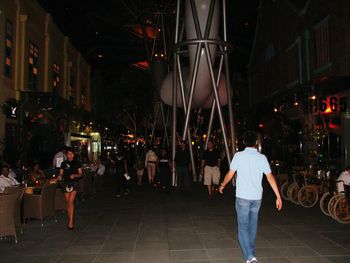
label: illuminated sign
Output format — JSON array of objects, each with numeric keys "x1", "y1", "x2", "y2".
[
  {"x1": 303, "y1": 96, "x2": 348, "y2": 114},
  {"x1": 2, "y1": 99, "x2": 18, "y2": 119}
]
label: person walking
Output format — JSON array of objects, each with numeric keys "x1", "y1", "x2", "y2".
[
  {"x1": 175, "y1": 140, "x2": 191, "y2": 192},
  {"x1": 92, "y1": 157, "x2": 106, "y2": 195},
  {"x1": 58, "y1": 147, "x2": 83, "y2": 230},
  {"x1": 114, "y1": 147, "x2": 130, "y2": 197},
  {"x1": 158, "y1": 148, "x2": 172, "y2": 193},
  {"x1": 145, "y1": 145, "x2": 158, "y2": 185},
  {"x1": 135, "y1": 145, "x2": 146, "y2": 186},
  {"x1": 219, "y1": 131, "x2": 282, "y2": 263},
  {"x1": 200, "y1": 140, "x2": 221, "y2": 198}
]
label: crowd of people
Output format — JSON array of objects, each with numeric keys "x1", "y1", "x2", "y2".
[{"x1": 2, "y1": 132, "x2": 350, "y2": 263}]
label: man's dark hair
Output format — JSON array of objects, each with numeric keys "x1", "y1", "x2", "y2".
[
  {"x1": 65, "y1": 146, "x2": 74, "y2": 154},
  {"x1": 243, "y1": 131, "x2": 258, "y2": 147}
]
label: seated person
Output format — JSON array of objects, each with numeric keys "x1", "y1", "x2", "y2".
[
  {"x1": 2, "y1": 161, "x2": 17, "y2": 179},
  {"x1": 0, "y1": 165, "x2": 20, "y2": 193},
  {"x1": 337, "y1": 166, "x2": 350, "y2": 193},
  {"x1": 29, "y1": 163, "x2": 46, "y2": 184}
]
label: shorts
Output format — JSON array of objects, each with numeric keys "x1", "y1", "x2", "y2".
[
  {"x1": 203, "y1": 165, "x2": 220, "y2": 186},
  {"x1": 62, "y1": 181, "x2": 79, "y2": 193}
]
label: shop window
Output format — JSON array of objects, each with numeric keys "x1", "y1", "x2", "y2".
[
  {"x1": 314, "y1": 18, "x2": 330, "y2": 69},
  {"x1": 28, "y1": 42, "x2": 39, "y2": 90},
  {"x1": 5, "y1": 19, "x2": 13, "y2": 78},
  {"x1": 53, "y1": 63, "x2": 60, "y2": 92}
]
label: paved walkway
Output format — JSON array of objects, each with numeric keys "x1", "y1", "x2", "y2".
[{"x1": 1, "y1": 175, "x2": 350, "y2": 263}]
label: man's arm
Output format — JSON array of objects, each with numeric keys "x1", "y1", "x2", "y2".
[
  {"x1": 219, "y1": 169, "x2": 235, "y2": 193},
  {"x1": 124, "y1": 160, "x2": 129, "y2": 174},
  {"x1": 266, "y1": 172, "x2": 282, "y2": 211}
]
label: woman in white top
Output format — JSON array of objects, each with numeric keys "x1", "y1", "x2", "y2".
[{"x1": 145, "y1": 146, "x2": 158, "y2": 185}]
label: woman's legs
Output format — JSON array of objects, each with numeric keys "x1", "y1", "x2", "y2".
[
  {"x1": 148, "y1": 164, "x2": 156, "y2": 184},
  {"x1": 65, "y1": 191, "x2": 77, "y2": 228}
]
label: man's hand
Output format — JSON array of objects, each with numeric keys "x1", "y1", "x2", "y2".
[
  {"x1": 219, "y1": 184, "x2": 224, "y2": 194},
  {"x1": 276, "y1": 197, "x2": 282, "y2": 211}
]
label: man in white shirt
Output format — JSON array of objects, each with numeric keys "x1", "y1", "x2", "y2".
[
  {"x1": 0, "y1": 165, "x2": 20, "y2": 193},
  {"x1": 219, "y1": 131, "x2": 282, "y2": 263},
  {"x1": 93, "y1": 158, "x2": 106, "y2": 194},
  {"x1": 53, "y1": 147, "x2": 67, "y2": 170},
  {"x1": 337, "y1": 166, "x2": 350, "y2": 193},
  {"x1": 2, "y1": 161, "x2": 17, "y2": 179}
]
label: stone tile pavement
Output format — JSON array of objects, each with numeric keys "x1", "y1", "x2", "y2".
[{"x1": 1, "y1": 177, "x2": 350, "y2": 263}]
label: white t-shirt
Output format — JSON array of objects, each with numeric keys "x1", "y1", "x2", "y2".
[
  {"x1": 0, "y1": 175, "x2": 20, "y2": 193},
  {"x1": 95, "y1": 164, "x2": 106, "y2": 176},
  {"x1": 53, "y1": 151, "x2": 66, "y2": 168},
  {"x1": 337, "y1": 170, "x2": 350, "y2": 193}
]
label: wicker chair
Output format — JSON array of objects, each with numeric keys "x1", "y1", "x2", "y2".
[
  {"x1": 0, "y1": 193, "x2": 18, "y2": 243},
  {"x1": 4, "y1": 186, "x2": 25, "y2": 234},
  {"x1": 23, "y1": 183, "x2": 57, "y2": 226}
]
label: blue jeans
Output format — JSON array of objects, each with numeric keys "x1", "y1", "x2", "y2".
[{"x1": 235, "y1": 197, "x2": 262, "y2": 261}]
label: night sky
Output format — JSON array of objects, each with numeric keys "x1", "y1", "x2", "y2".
[
  {"x1": 37, "y1": 0, "x2": 259, "y2": 132},
  {"x1": 38, "y1": 0, "x2": 258, "y2": 73}
]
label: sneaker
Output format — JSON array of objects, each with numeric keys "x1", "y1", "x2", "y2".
[
  {"x1": 246, "y1": 257, "x2": 258, "y2": 263},
  {"x1": 124, "y1": 189, "x2": 130, "y2": 196},
  {"x1": 117, "y1": 194, "x2": 121, "y2": 198}
]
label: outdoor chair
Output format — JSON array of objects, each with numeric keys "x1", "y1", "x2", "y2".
[
  {"x1": 23, "y1": 183, "x2": 57, "y2": 226},
  {"x1": 4, "y1": 186, "x2": 25, "y2": 234},
  {"x1": 0, "y1": 193, "x2": 19, "y2": 243}
]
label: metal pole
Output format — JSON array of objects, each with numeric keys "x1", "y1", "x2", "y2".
[
  {"x1": 222, "y1": 0, "x2": 235, "y2": 156},
  {"x1": 176, "y1": 54, "x2": 197, "y2": 179},
  {"x1": 160, "y1": 102, "x2": 169, "y2": 148},
  {"x1": 151, "y1": 14, "x2": 161, "y2": 59},
  {"x1": 181, "y1": 44, "x2": 202, "y2": 141},
  {"x1": 172, "y1": 0, "x2": 181, "y2": 186},
  {"x1": 203, "y1": 42, "x2": 231, "y2": 162},
  {"x1": 161, "y1": 13, "x2": 167, "y2": 57},
  {"x1": 151, "y1": 101, "x2": 159, "y2": 143},
  {"x1": 181, "y1": 0, "x2": 205, "y2": 141},
  {"x1": 205, "y1": 53, "x2": 224, "y2": 149}
]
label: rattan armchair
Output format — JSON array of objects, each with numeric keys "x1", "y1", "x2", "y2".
[
  {"x1": 23, "y1": 183, "x2": 57, "y2": 226},
  {"x1": 0, "y1": 193, "x2": 18, "y2": 243},
  {"x1": 4, "y1": 186, "x2": 25, "y2": 234}
]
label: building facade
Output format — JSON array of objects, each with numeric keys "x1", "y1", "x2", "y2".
[
  {"x1": 248, "y1": 0, "x2": 350, "y2": 168},
  {"x1": 0, "y1": 0, "x2": 92, "y2": 166}
]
